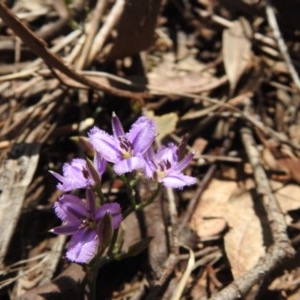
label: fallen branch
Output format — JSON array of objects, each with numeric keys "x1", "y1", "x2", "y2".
[{"x1": 209, "y1": 126, "x2": 295, "y2": 300}]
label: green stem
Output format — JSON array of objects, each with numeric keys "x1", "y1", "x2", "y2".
[
  {"x1": 87, "y1": 256, "x2": 110, "y2": 300},
  {"x1": 94, "y1": 184, "x2": 105, "y2": 205},
  {"x1": 122, "y1": 183, "x2": 161, "y2": 218},
  {"x1": 107, "y1": 227, "x2": 120, "y2": 256},
  {"x1": 135, "y1": 184, "x2": 161, "y2": 210},
  {"x1": 88, "y1": 226, "x2": 121, "y2": 298},
  {"x1": 120, "y1": 174, "x2": 137, "y2": 208}
]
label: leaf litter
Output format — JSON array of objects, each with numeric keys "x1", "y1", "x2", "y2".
[{"x1": 1, "y1": 0, "x2": 300, "y2": 299}]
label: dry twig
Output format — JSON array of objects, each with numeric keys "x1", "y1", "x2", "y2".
[
  {"x1": 76, "y1": 0, "x2": 109, "y2": 69},
  {"x1": 209, "y1": 126, "x2": 295, "y2": 300},
  {"x1": 265, "y1": 0, "x2": 300, "y2": 93},
  {"x1": 87, "y1": 0, "x2": 125, "y2": 65}
]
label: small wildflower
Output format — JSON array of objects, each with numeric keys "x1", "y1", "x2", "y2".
[
  {"x1": 50, "y1": 153, "x2": 106, "y2": 192},
  {"x1": 144, "y1": 143, "x2": 197, "y2": 189},
  {"x1": 88, "y1": 113, "x2": 156, "y2": 175},
  {"x1": 51, "y1": 190, "x2": 122, "y2": 263}
]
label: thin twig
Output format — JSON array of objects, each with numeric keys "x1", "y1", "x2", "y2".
[
  {"x1": 87, "y1": 0, "x2": 125, "y2": 65},
  {"x1": 265, "y1": 0, "x2": 300, "y2": 93},
  {"x1": 166, "y1": 188, "x2": 180, "y2": 254},
  {"x1": 76, "y1": 0, "x2": 109, "y2": 69}
]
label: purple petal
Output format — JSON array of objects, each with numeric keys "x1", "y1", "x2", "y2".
[
  {"x1": 156, "y1": 144, "x2": 177, "y2": 165},
  {"x1": 113, "y1": 157, "x2": 145, "y2": 174},
  {"x1": 51, "y1": 224, "x2": 79, "y2": 235},
  {"x1": 66, "y1": 228, "x2": 99, "y2": 263},
  {"x1": 86, "y1": 188, "x2": 96, "y2": 217},
  {"x1": 174, "y1": 153, "x2": 194, "y2": 172},
  {"x1": 143, "y1": 148, "x2": 157, "y2": 177},
  {"x1": 111, "y1": 112, "x2": 125, "y2": 138},
  {"x1": 88, "y1": 127, "x2": 121, "y2": 163},
  {"x1": 50, "y1": 170, "x2": 78, "y2": 192},
  {"x1": 54, "y1": 194, "x2": 87, "y2": 222},
  {"x1": 63, "y1": 158, "x2": 86, "y2": 177},
  {"x1": 126, "y1": 116, "x2": 156, "y2": 154},
  {"x1": 161, "y1": 173, "x2": 197, "y2": 189},
  {"x1": 49, "y1": 170, "x2": 67, "y2": 186},
  {"x1": 61, "y1": 159, "x2": 93, "y2": 189},
  {"x1": 56, "y1": 181, "x2": 89, "y2": 192},
  {"x1": 94, "y1": 152, "x2": 107, "y2": 175},
  {"x1": 95, "y1": 203, "x2": 122, "y2": 229},
  {"x1": 50, "y1": 159, "x2": 92, "y2": 192}
]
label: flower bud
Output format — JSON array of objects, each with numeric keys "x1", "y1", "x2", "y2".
[{"x1": 97, "y1": 213, "x2": 113, "y2": 250}]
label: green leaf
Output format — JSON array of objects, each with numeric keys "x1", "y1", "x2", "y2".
[{"x1": 118, "y1": 237, "x2": 153, "y2": 260}]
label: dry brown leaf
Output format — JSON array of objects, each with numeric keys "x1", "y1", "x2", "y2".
[
  {"x1": 276, "y1": 157, "x2": 300, "y2": 184},
  {"x1": 289, "y1": 124, "x2": 300, "y2": 145},
  {"x1": 224, "y1": 188, "x2": 266, "y2": 279},
  {"x1": 222, "y1": 17, "x2": 252, "y2": 94},
  {"x1": 271, "y1": 181, "x2": 300, "y2": 215},
  {"x1": 190, "y1": 179, "x2": 237, "y2": 240},
  {"x1": 287, "y1": 289, "x2": 300, "y2": 300},
  {"x1": 262, "y1": 143, "x2": 300, "y2": 184},
  {"x1": 148, "y1": 71, "x2": 222, "y2": 95},
  {"x1": 145, "y1": 42, "x2": 226, "y2": 96}
]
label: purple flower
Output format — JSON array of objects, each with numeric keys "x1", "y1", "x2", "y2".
[
  {"x1": 50, "y1": 153, "x2": 106, "y2": 192},
  {"x1": 88, "y1": 113, "x2": 156, "y2": 175},
  {"x1": 51, "y1": 191, "x2": 122, "y2": 263},
  {"x1": 144, "y1": 143, "x2": 197, "y2": 189}
]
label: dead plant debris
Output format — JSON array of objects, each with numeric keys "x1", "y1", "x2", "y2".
[{"x1": 1, "y1": 0, "x2": 300, "y2": 299}]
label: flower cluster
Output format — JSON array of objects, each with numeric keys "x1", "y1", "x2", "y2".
[{"x1": 51, "y1": 113, "x2": 196, "y2": 263}]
